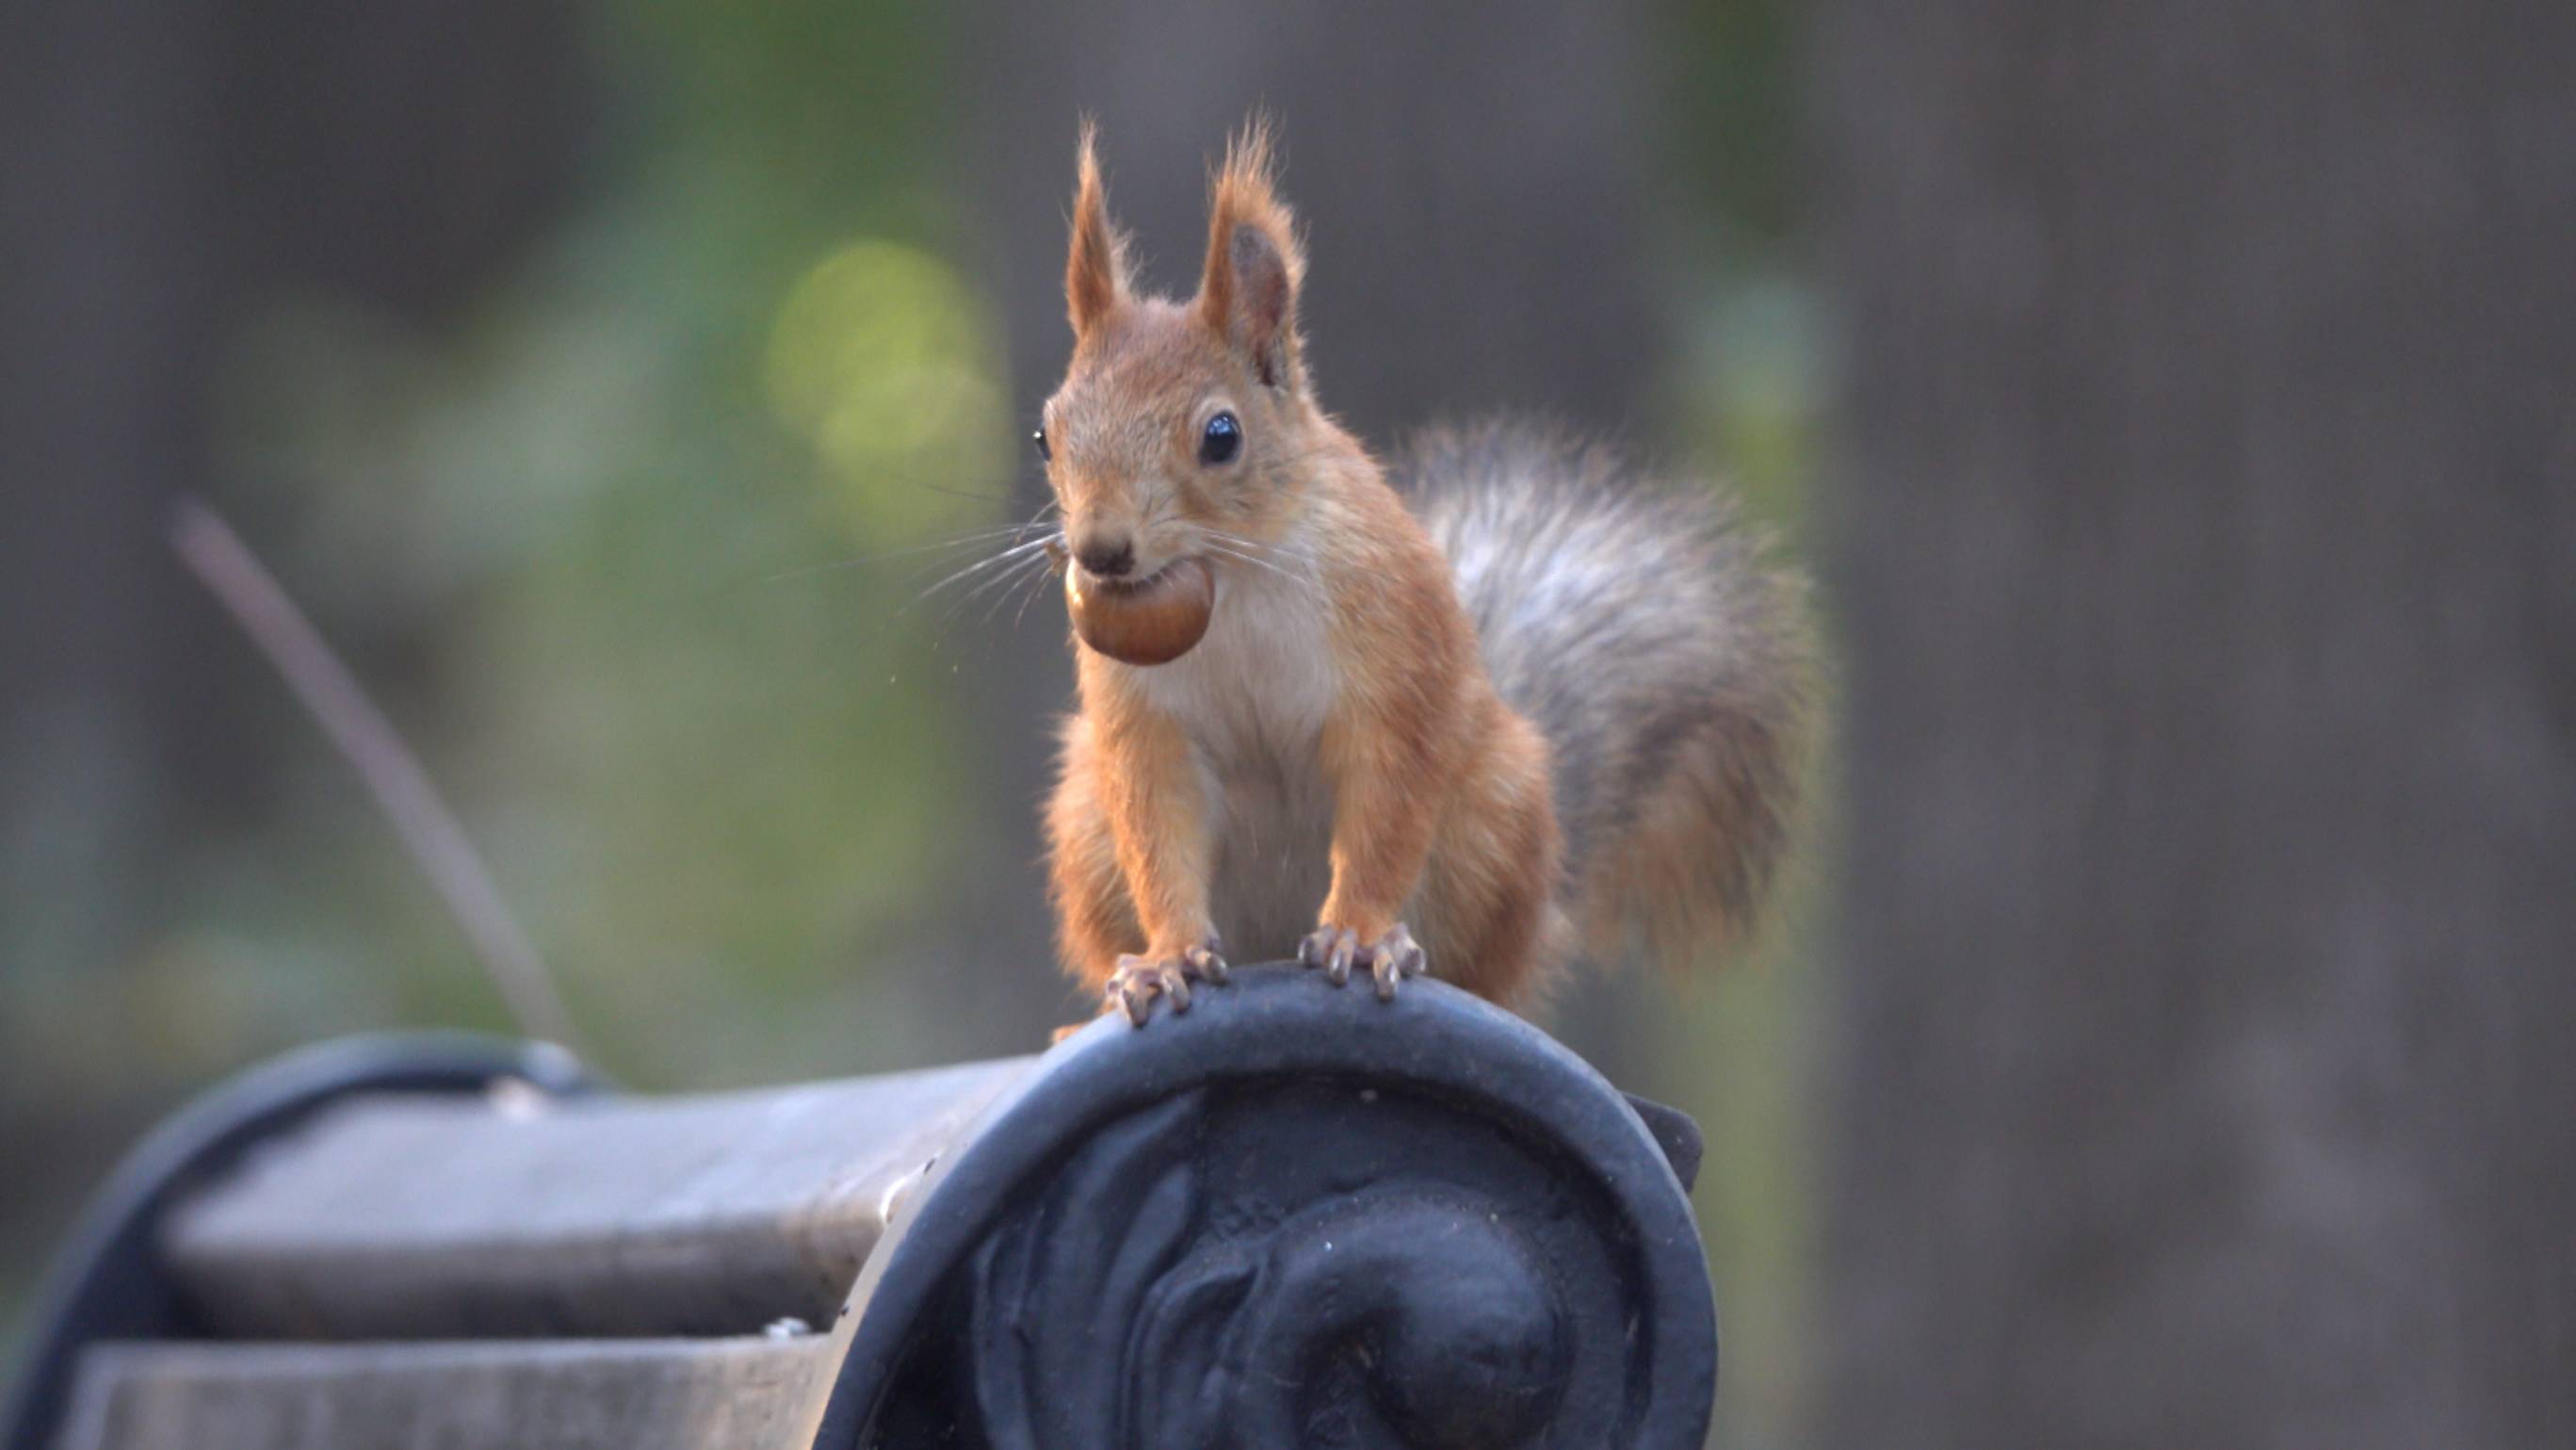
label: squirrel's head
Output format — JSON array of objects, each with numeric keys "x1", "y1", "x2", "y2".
[{"x1": 1037, "y1": 121, "x2": 1316, "y2": 594}]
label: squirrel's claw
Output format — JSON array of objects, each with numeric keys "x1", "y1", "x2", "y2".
[
  {"x1": 1300, "y1": 921, "x2": 1426, "y2": 999},
  {"x1": 1107, "y1": 956, "x2": 1185, "y2": 1024},
  {"x1": 1299, "y1": 924, "x2": 1358, "y2": 986},
  {"x1": 1106, "y1": 936, "x2": 1228, "y2": 1027},
  {"x1": 1368, "y1": 922, "x2": 1427, "y2": 1001},
  {"x1": 1183, "y1": 938, "x2": 1229, "y2": 984}
]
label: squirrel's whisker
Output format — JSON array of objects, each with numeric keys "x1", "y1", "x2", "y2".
[
  {"x1": 967, "y1": 548, "x2": 1058, "y2": 625},
  {"x1": 765, "y1": 527, "x2": 1029, "y2": 583},
  {"x1": 905, "y1": 535, "x2": 1060, "y2": 612},
  {"x1": 937, "y1": 546, "x2": 1062, "y2": 639},
  {"x1": 981, "y1": 550, "x2": 1061, "y2": 628},
  {"x1": 1010, "y1": 552, "x2": 1063, "y2": 632},
  {"x1": 1185, "y1": 529, "x2": 1323, "y2": 601}
]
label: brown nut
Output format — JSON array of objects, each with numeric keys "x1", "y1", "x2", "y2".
[{"x1": 1066, "y1": 557, "x2": 1214, "y2": 666}]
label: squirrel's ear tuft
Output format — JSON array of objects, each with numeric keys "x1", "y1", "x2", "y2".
[
  {"x1": 1196, "y1": 119, "x2": 1304, "y2": 390},
  {"x1": 1066, "y1": 121, "x2": 1129, "y2": 337}
]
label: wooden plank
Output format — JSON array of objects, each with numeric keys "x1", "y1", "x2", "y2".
[
  {"x1": 51, "y1": 1337, "x2": 838, "y2": 1450},
  {"x1": 160, "y1": 1057, "x2": 1030, "y2": 1339}
]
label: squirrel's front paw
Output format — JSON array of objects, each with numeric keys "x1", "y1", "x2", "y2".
[
  {"x1": 1297, "y1": 921, "x2": 1427, "y2": 1001},
  {"x1": 1104, "y1": 936, "x2": 1228, "y2": 1026}
]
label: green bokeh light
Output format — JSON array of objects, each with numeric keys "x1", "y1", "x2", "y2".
[{"x1": 766, "y1": 239, "x2": 1009, "y2": 547}]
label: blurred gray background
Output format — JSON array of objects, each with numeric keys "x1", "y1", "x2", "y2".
[{"x1": 5, "y1": 2, "x2": 2569, "y2": 1445}]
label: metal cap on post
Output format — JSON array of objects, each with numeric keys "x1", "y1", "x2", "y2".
[{"x1": 811, "y1": 964, "x2": 1718, "y2": 1450}]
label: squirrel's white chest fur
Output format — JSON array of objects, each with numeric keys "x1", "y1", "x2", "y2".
[{"x1": 1125, "y1": 556, "x2": 1339, "y2": 955}]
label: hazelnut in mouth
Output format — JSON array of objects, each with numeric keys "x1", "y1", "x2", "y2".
[{"x1": 1065, "y1": 557, "x2": 1215, "y2": 666}]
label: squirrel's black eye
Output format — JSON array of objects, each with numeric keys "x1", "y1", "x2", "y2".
[
  {"x1": 1031, "y1": 426, "x2": 1052, "y2": 463},
  {"x1": 1199, "y1": 411, "x2": 1242, "y2": 465}
]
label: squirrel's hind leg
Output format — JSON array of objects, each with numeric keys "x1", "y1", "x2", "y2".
[{"x1": 1415, "y1": 709, "x2": 1570, "y2": 1007}]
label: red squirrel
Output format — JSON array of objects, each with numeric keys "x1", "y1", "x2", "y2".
[{"x1": 1037, "y1": 123, "x2": 1813, "y2": 1025}]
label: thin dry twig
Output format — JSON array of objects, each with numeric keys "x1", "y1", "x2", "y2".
[{"x1": 169, "y1": 497, "x2": 579, "y2": 1049}]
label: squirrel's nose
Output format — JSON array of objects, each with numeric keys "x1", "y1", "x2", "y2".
[{"x1": 1075, "y1": 536, "x2": 1135, "y2": 578}]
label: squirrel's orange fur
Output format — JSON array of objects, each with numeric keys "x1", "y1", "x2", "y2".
[{"x1": 1040, "y1": 122, "x2": 1809, "y2": 1024}]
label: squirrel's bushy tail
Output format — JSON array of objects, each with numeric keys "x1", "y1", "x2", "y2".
[{"x1": 1402, "y1": 420, "x2": 1816, "y2": 970}]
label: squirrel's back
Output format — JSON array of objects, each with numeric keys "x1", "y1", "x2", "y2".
[{"x1": 1401, "y1": 419, "x2": 1815, "y2": 970}]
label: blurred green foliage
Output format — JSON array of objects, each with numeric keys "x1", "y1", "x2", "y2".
[{"x1": 200, "y1": 0, "x2": 1018, "y2": 1086}]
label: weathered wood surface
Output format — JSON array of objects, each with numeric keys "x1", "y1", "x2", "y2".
[
  {"x1": 161, "y1": 1057, "x2": 1029, "y2": 1339},
  {"x1": 51, "y1": 1337, "x2": 838, "y2": 1450}
]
